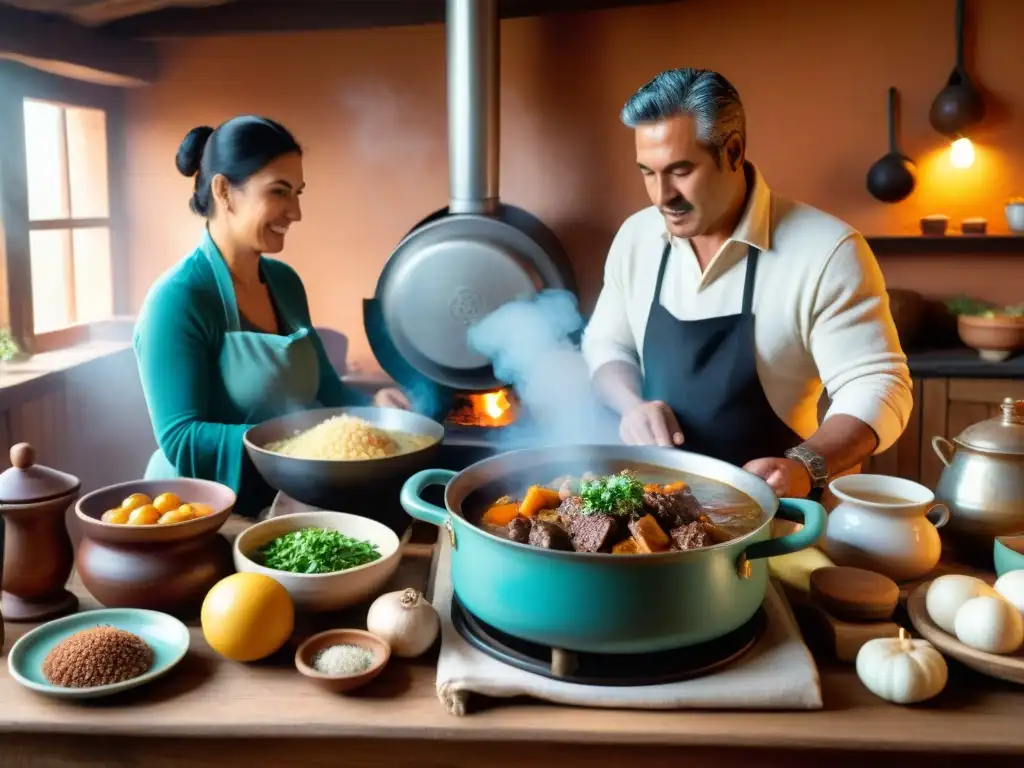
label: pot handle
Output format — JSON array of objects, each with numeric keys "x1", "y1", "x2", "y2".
[
  {"x1": 932, "y1": 436, "x2": 955, "y2": 467},
  {"x1": 399, "y1": 469, "x2": 456, "y2": 527},
  {"x1": 742, "y1": 498, "x2": 827, "y2": 562}
]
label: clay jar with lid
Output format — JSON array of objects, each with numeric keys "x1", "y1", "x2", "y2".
[
  {"x1": 932, "y1": 398, "x2": 1024, "y2": 557},
  {"x1": 0, "y1": 442, "x2": 80, "y2": 622}
]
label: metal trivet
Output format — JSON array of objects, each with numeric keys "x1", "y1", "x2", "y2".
[{"x1": 451, "y1": 594, "x2": 767, "y2": 687}]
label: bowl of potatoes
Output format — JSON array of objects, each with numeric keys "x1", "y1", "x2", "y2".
[{"x1": 73, "y1": 479, "x2": 236, "y2": 615}]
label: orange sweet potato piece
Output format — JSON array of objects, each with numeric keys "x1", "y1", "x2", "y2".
[
  {"x1": 629, "y1": 514, "x2": 671, "y2": 553},
  {"x1": 643, "y1": 481, "x2": 688, "y2": 494},
  {"x1": 518, "y1": 485, "x2": 562, "y2": 518},
  {"x1": 612, "y1": 538, "x2": 641, "y2": 555},
  {"x1": 482, "y1": 502, "x2": 521, "y2": 527}
]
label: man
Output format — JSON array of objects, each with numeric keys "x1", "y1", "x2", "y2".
[{"x1": 581, "y1": 68, "x2": 913, "y2": 498}]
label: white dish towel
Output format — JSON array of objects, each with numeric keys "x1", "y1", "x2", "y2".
[{"x1": 431, "y1": 536, "x2": 823, "y2": 715}]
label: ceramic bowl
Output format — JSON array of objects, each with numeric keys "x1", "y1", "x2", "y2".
[
  {"x1": 232, "y1": 510, "x2": 403, "y2": 612},
  {"x1": 73, "y1": 479, "x2": 236, "y2": 615},
  {"x1": 294, "y1": 628, "x2": 390, "y2": 693},
  {"x1": 75, "y1": 478, "x2": 236, "y2": 545},
  {"x1": 957, "y1": 314, "x2": 1024, "y2": 362},
  {"x1": 7, "y1": 607, "x2": 190, "y2": 700},
  {"x1": 994, "y1": 535, "x2": 1024, "y2": 577}
]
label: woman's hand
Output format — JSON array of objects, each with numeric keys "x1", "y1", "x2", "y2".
[{"x1": 373, "y1": 387, "x2": 411, "y2": 410}]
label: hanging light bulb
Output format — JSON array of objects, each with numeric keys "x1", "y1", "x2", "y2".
[{"x1": 950, "y1": 137, "x2": 975, "y2": 169}]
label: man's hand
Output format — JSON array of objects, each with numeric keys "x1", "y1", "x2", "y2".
[
  {"x1": 742, "y1": 457, "x2": 812, "y2": 498},
  {"x1": 620, "y1": 400, "x2": 685, "y2": 447},
  {"x1": 373, "y1": 387, "x2": 411, "y2": 410}
]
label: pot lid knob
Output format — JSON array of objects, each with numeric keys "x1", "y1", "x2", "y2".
[
  {"x1": 0, "y1": 442, "x2": 81, "y2": 505},
  {"x1": 1003, "y1": 398, "x2": 1024, "y2": 426},
  {"x1": 11, "y1": 442, "x2": 35, "y2": 469}
]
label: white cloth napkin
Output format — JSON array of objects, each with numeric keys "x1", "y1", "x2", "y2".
[{"x1": 431, "y1": 536, "x2": 823, "y2": 715}]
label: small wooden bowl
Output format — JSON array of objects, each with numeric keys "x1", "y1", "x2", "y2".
[{"x1": 294, "y1": 629, "x2": 390, "y2": 693}]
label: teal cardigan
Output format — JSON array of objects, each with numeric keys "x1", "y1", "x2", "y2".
[{"x1": 133, "y1": 239, "x2": 367, "y2": 512}]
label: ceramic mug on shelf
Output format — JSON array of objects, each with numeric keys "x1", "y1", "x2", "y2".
[{"x1": 821, "y1": 474, "x2": 949, "y2": 582}]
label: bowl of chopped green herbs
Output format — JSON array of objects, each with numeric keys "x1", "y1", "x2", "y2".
[{"x1": 233, "y1": 511, "x2": 403, "y2": 612}]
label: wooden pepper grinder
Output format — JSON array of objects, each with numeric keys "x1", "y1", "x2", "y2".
[{"x1": 0, "y1": 443, "x2": 81, "y2": 623}]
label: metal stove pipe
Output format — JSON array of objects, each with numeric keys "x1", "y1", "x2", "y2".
[{"x1": 446, "y1": 0, "x2": 499, "y2": 215}]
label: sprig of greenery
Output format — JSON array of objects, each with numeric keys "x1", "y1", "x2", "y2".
[
  {"x1": 0, "y1": 329, "x2": 20, "y2": 362},
  {"x1": 256, "y1": 528, "x2": 381, "y2": 574},
  {"x1": 579, "y1": 471, "x2": 645, "y2": 517}
]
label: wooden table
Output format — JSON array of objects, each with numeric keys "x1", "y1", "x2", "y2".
[{"x1": 1, "y1": 518, "x2": 1023, "y2": 768}]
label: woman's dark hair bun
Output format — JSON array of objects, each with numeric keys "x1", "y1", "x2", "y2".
[{"x1": 175, "y1": 126, "x2": 214, "y2": 177}]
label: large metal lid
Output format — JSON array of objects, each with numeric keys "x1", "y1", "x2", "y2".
[
  {"x1": 0, "y1": 443, "x2": 80, "y2": 504},
  {"x1": 953, "y1": 398, "x2": 1024, "y2": 455},
  {"x1": 375, "y1": 212, "x2": 573, "y2": 392}
]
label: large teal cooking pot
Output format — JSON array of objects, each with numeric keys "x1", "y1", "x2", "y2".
[{"x1": 400, "y1": 445, "x2": 826, "y2": 654}]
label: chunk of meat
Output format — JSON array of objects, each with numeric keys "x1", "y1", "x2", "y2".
[
  {"x1": 556, "y1": 496, "x2": 620, "y2": 553},
  {"x1": 642, "y1": 488, "x2": 705, "y2": 530},
  {"x1": 628, "y1": 514, "x2": 671, "y2": 553},
  {"x1": 528, "y1": 520, "x2": 572, "y2": 551},
  {"x1": 507, "y1": 515, "x2": 532, "y2": 544},
  {"x1": 670, "y1": 521, "x2": 712, "y2": 551}
]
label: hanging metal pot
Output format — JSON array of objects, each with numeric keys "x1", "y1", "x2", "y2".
[
  {"x1": 866, "y1": 87, "x2": 917, "y2": 204},
  {"x1": 929, "y1": 0, "x2": 985, "y2": 137}
]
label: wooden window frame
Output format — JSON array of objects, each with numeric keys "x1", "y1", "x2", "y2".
[{"x1": 0, "y1": 61, "x2": 129, "y2": 355}]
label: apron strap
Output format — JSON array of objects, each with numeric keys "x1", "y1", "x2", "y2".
[
  {"x1": 652, "y1": 242, "x2": 672, "y2": 307},
  {"x1": 653, "y1": 241, "x2": 761, "y2": 317},
  {"x1": 741, "y1": 244, "x2": 760, "y2": 316}
]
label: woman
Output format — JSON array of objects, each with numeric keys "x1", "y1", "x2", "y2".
[{"x1": 134, "y1": 115, "x2": 409, "y2": 516}]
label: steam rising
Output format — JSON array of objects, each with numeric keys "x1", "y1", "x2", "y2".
[{"x1": 467, "y1": 290, "x2": 619, "y2": 447}]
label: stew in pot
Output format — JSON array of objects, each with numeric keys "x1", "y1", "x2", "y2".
[{"x1": 472, "y1": 468, "x2": 762, "y2": 555}]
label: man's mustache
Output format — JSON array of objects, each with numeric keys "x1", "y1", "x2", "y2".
[{"x1": 661, "y1": 198, "x2": 693, "y2": 215}]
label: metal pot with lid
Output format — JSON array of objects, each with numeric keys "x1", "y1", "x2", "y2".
[{"x1": 932, "y1": 398, "x2": 1024, "y2": 552}]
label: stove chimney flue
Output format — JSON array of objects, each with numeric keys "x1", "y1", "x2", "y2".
[{"x1": 447, "y1": 0, "x2": 499, "y2": 215}]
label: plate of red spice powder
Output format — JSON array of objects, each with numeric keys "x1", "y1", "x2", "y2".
[{"x1": 7, "y1": 608, "x2": 190, "y2": 699}]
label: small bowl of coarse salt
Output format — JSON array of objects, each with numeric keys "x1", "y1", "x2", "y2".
[{"x1": 294, "y1": 628, "x2": 391, "y2": 693}]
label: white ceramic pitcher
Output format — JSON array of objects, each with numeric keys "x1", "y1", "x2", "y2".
[{"x1": 822, "y1": 474, "x2": 949, "y2": 582}]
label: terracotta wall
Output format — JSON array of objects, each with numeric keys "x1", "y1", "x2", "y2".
[{"x1": 123, "y1": 0, "x2": 1024, "y2": 370}]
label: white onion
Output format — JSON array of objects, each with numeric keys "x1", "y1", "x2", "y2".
[{"x1": 366, "y1": 588, "x2": 440, "y2": 658}]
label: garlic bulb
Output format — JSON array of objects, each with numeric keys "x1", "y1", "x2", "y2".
[
  {"x1": 855, "y1": 628, "x2": 948, "y2": 705},
  {"x1": 954, "y1": 595, "x2": 1024, "y2": 655},
  {"x1": 366, "y1": 588, "x2": 440, "y2": 658},
  {"x1": 925, "y1": 574, "x2": 996, "y2": 634}
]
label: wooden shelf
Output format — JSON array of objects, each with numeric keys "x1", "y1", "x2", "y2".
[{"x1": 867, "y1": 235, "x2": 1024, "y2": 255}]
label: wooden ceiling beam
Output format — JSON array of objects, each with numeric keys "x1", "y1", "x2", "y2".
[
  {"x1": 102, "y1": 0, "x2": 681, "y2": 37},
  {"x1": 0, "y1": 4, "x2": 158, "y2": 86}
]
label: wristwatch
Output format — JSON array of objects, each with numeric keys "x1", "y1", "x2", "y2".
[{"x1": 784, "y1": 445, "x2": 829, "y2": 490}]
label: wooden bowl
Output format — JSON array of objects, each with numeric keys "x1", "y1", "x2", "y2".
[
  {"x1": 294, "y1": 629, "x2": 390, "y2": 693},
  {"x1": 73, "y1": 479, "x2": 237, "y2": 616},
  {"x1": 907, "y1": 581, "x2": 1024, "y2": 686},
  {"x1": 233, "y1": 511, "x2": 403, "y2": 613},
  {"x1": 957, "y1": 314, "x2": 1024, "y2": 362},
  {"x1": 75, "y1": 478, "x2": 235, "y2": 544}
]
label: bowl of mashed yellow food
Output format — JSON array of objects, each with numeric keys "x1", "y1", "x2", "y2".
[{"x1": 243, "y1": 406, "x2": 445, "y2": 509}]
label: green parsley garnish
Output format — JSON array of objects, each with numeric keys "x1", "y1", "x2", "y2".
[
  {"x1": 256, "y1": 528, "x2": 381, "y2": 574},
  {"x1": 579, "y1": 471, "x2": 645, "y2": 517}
]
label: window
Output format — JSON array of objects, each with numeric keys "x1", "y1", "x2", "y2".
[
  {"x1": 0, "y1": 61, "x2": 126, "y2": 353},
  {"x1": 24, "y1": 99, "x2": 114, "y2": 334}
]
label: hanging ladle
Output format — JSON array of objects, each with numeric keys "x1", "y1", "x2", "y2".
[
  {"x1": 866, "y1": 87, "x2": 917, "y2": 204},
  {"x1": 929, "y1": 0, "x2": 985, "y2": 136}
]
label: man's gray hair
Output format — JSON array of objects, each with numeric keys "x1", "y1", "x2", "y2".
[{"x1": 621, "y1": 68, "x2": 746, "y2": 163}]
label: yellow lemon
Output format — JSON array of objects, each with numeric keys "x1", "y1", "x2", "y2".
[
  {"x1": 120, "y1": 493, "x2": 151, "y2": 511},
  {"x1": 101, "y1": 507, "x2": 131, "y2": 524},
  {"x1": 126, "y1": 504, "x2": 161, "y2": 525},
  {"x1": 201, "y1": 573, "x2": 294, "y2": 662},
  {"x1": 153, "y1": 492, "x2": 182, "y2": 514}
]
